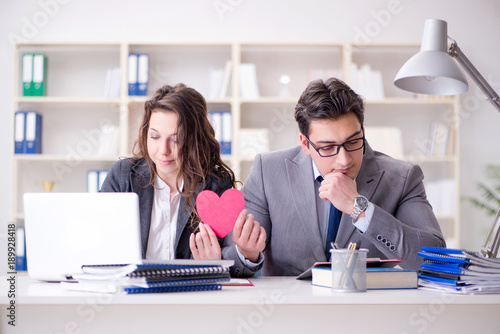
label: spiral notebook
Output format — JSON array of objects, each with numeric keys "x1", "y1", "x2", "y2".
[
  {"x1": 417, "y1": 247, "x2": 500, "y2": 294},
  {"x1": 63, "y1": 259, "x2": 233, "y2": 294}
]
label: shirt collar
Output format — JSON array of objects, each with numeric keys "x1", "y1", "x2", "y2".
[
  {"x1": 155, "y1": 175, "x2": 184, "y2": 193},
  {"x1": 311, "y1": 160, "x2": 322, "y2": 181}
]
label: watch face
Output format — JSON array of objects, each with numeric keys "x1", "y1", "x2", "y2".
[{"x1": 356, "y1": 196, "x2": 368, "y2": 209}]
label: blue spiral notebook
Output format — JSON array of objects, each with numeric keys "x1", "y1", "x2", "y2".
[
  {"x1": 124, "y1": 284, "x2": 223, "y2": 294},
  {"x1": 417, "y1": 247, "x2": 500, "y2": 294}
]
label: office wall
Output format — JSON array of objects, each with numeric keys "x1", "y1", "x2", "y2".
[{"x1": 1, "y1": 0, "x2": 499, "y2": 257}]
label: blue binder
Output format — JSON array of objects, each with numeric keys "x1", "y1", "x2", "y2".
[
  {"x1": 24, "y1": 111, "x2": 42, "y2": 154},
  {"x1": 136, "y1": 53, "x2": 149, "y2": 96},
  {"x1": 15, "y1": 226, "x2": 27, "y2": 271},
  {"x1": 14, "y1": 111, "x2": 26, "y2": 154},
  {"x1": 128, "y1": 53, "x2": 138, "y2": 96},
  {"x1": 220, "y1": 111, "x2": 232, "y2": 155}
]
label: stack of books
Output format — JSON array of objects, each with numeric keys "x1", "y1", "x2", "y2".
[
  {"x1": 418, "y1": 247, "x2": 500, "y2": 294},
  {"x1": 62, "y1": 260, "x2": 233, "y2": 294},
  {"x1": 297, "y1": 258, "x2": 419, "y2": 289}
]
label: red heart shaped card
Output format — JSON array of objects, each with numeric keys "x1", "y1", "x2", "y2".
[{"x1": 196, "y1": 188, "x2": 245, "y2": 238}]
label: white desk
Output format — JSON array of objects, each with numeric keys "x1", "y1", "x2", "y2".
[{"x1": 1, "y1": 275, "x2": 500, "y2": 333}]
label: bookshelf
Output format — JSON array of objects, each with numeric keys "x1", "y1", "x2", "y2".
[{"x1": 10, "y1": 41, "x2": 461, "y2": 246}]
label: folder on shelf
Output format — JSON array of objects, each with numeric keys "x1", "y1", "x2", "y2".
[
  {"x1": 32, "y1": 54, "x2": 47, "y2": 96},
  {"x1": 238, "y1": 63, "x2": 260, "y2": 99},
  {"x1": 137, "y1": 53, "x2": 149, "y2": 96},
  {"x1": 87, "y1": 169, "x2": 109, "y2": 192},
  {"x1": 16, "y1": 226, "x2": 27, "y2": 271},
  {"x1": 221, "y1": 111, "x2": 232, "y2": 155},
  {"x1": 127, "y1": 53, "x2": 138, "y2": 96},
  {"x1": 14, "y1": 111, "x2": 26, "y2": 154},
  {"x1": 208, "y1": 111, "x2": 223, "y2": 148},
  {"x1": 22, "y1": 53, "x2": 33, "y2": 96},
  {"x1": 98, "y1": 170, "x2": 108, "y2": 190},
  {"x1": 105, "y1": 67, "x2": 121, "y2": 98},
  {"x1": 220, "y1": 60, "x2": 232, "y2": 98},
  {"x1": 25, "y1": 111, "x2": 42, "y2": 154}
]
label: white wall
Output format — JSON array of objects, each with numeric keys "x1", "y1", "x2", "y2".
[{"x1": 1, "y1": 0, "x2": 500, "y2": 254}]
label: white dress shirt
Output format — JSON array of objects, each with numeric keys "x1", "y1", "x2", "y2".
[{"x1": 145, "y1": 176, "x2": 182, "y2": 260}]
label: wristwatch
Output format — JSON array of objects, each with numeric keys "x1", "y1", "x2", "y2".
[{"x1": 350, "y1": 195, "x2": 369, "y2": 220}]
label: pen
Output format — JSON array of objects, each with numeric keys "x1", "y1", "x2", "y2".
[{"x1": 340, "y1": 242, "x2": 358, "y2": 289}]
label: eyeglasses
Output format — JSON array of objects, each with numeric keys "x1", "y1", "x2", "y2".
[{"x1": 305, "y1": 135, "x2": 365, "y2": 157}]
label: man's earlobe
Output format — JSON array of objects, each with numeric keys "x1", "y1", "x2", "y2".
[{"x1": 299, "y1": 134, "x2": 311, "y2": 156}]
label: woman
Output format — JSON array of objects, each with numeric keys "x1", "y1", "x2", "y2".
[{"x1": 101, "y1": 83, "x2": 265, "y2": 277}]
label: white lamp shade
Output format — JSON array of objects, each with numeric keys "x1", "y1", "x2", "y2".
[{"x1": 394, "y1": 19, "x2": 469, "y2": 96}]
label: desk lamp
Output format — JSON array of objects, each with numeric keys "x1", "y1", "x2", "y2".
[{"x1": 393, "y1": 18, "x2": 500, "y2": 257}]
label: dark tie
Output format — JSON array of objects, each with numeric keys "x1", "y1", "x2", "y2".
[
  {"x1": 317, "y1": 176, "x2": 342, "y2": 260},
  {"x1": 325, "y1": 203, "x2": 341, "y2": 260}
]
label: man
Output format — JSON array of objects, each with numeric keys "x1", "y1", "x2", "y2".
[{"x1": 242, "y1": 78, "x2": 445, "y2": 276}]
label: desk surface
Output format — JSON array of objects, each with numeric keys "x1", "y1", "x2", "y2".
[
  {"x1": 2, "y1": 275, "x2": 500, "y2": 305},
  {"x1": 2, "y1": 275, "x2": 500, "y2": 334}
]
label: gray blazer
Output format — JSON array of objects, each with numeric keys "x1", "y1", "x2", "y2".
[
  {"x1": 101, "y1": 157, "x2": 257, "y2": 277},
  {"x1": 241, "y1": 143, "x2": 446, "y2": 275}
]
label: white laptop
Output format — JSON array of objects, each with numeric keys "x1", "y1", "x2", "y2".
[{"x1": 23, "y1": 192, "x2": 143, "y2": 281}]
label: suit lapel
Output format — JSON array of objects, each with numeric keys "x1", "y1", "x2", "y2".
[
  {"x1": 285, "y1": 150, "x2": 325, "y2": 260},
  {"x1": 130, "y1": 162, "x2": 154, "y2": 258}
]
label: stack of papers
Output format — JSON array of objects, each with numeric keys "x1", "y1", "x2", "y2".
[
  {"x1": 62, "y1": 260, "x2": 233, "y2": 294},
  {"x1": 418, "y1": 247, "x2": 500, "y2": 294}
]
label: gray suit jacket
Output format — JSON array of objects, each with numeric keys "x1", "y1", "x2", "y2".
[
  {"x1": 101, "y1": 157, "x2": 257, "y2": 277},
  {"x1": 241, "y1": 143, "x2": 446, "y2": 275}
]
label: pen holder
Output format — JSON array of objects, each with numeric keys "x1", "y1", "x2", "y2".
[{"x1": 330, "y1": 248, "x2": 368, "y2": 293}]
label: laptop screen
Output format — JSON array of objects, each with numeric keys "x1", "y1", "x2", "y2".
[{"x1": 23, "y1": 192, "x2": 143, "y2": 281}]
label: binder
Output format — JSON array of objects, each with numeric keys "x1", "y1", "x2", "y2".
[
  {"x1": 14, "y1": 111, "x2": 26, "y2": 154},
  {"x1": 87, "y1": 170, "x2": 99, "y2": 193},
  {"x1": 32, "y1": 54, "x2": 46, "y2": 96},
  {"x1": 208, "y1": 111, "x2": 223, "y2": 148},
  {"x1": 238, "y1": 63, "x2": 260, "y2": 99},
  {"x1": 127, "y1": 53, "x2": 138, "y2": 96},
  {"x1": 24, "y1": 111, "x2": 42, "y2": 154},
  {"x1": 87, "y1": 169, "x2": 109, "y2": 192},
  {"x1": 98, "y1": 170, "x2": 108, "y2": 190},
  {"x1": 15, "y1": 226, "x2": 27, "y2": 271},
  {"x1": 221, "y1": 111, "x2": 232, "y2": 154},
  {"x1": 417, "y1": 247, "x2": 500, "y2": 294},
  {"x1": 137, "y1": 53, "x2": 149, "y2": 96},
  {"x1": 22, "y1": 53, "x2": 33, "y2": 96}
]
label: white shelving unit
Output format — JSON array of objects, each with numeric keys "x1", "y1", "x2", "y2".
[{"x1": 10, "y1": 41, "x2": 461, "y2": 246}]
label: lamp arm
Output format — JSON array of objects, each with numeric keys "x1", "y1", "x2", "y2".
[
  {"x1": 448, "y1": 41, "x2": 500, "y2": 113},
  {"x1": 480, "y1": 208, "x2": 500, "y2": 258},
  {"x1": 449, "y1": 41, "x2": 500, "y2": 258}
]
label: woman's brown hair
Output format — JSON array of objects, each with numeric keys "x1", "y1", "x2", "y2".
[{"x1": 133, "y1": 83, "x2": 236, "y2": 216}]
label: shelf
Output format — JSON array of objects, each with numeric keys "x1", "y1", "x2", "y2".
[
  {"x1": 365, "y1": 97, "x2": 456, "y2": 105},
  {"x1": 126, "y1": 97, "x2": 233, "y2": 105},
  {"x1": 402, "y1": 156, "x2": 457, "y2": 163},
  {"x1": 15, "y1": 97, "x2": 121, "y2": 104},
  {"x1": 240, "y1": 97, "x2": 300, "y2": 104},
  {"x1": 10, "y1": 41, "x2": 461, "y2": 246},
  {"x1": 13, "y1": 155, "x2": 119, "y2": 162}
]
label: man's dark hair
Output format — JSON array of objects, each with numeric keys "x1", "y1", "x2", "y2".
[{"x1": 294, "y1": 78, "x2": 365, "y2": 137}]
